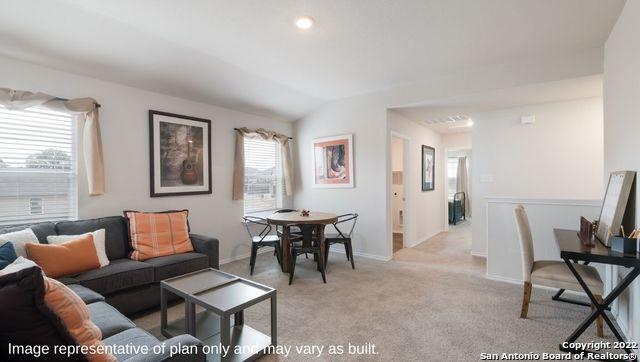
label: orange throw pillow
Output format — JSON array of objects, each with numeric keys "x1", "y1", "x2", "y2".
[
  {"x1": 43, "y1": 277, "x2": 116, "y2": 362},
  {"x1": 125, "y1": 210, "x2": 194, "y2": 261},
  {"x1": 26, "y1": 235, "x2": 100, "y2": 278}
]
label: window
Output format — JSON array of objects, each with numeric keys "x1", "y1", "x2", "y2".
[
  {"x1": 29, "y1": 197, "x2": 43, "y2": 215},
  {"x1": 0, "y1": 106, "x2": 77, "y2": 226},
  {"x1": 447, "y1": 158, "x2": 458, "y2": 198},
  {"x1": 243, "y1": 138, "x2": 283, "y2": 213}
]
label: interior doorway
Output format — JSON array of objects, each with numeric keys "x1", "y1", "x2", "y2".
[
  {"x1": 391, "y1": 134, "x2": 409, "y2": 253},
  {"x1": 446, "y1": 148, "x2": 472, "y2": 230}
]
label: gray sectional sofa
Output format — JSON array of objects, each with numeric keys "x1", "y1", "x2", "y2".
[
  {"x1": 0, "y1": 216, "x2": 219, "y2": 315},
  {"x1": 69, "y1": 283, "x2": 205, "y2": 361}
]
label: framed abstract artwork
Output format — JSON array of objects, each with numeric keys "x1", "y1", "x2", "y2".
[
  {"x1": 312, "y1": 134, "x2": 354, "y2": 188},
  {"x1": 422, "y1": 145, "x2": 435, "y2": 191},
  {"x1": 149, "y1": 110, "x2": 212, "y2": 197}
]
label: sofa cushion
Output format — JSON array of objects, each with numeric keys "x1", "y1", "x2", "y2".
[
  {"x1": 67, "y1": 284, "x2": 105, "y2": 304},
  {"x1": 42, "y1": 277, "x2": 116, "y2": 362},
  {"x1": 0, "y1": 222, "x2": 56, "y2": 243},
  {"x1": 88, "y1": 301, "x2": 135, "y2": 338},
  {"x1": 56, "y1": 217, "x2": 130, "y2": 260},
  {"x1": 143, "y1": 252, "x2": 209, "y2": 282},
  {"x1": 0, "y1": 228, "x2": 39, "y2": 258},
  {"x1": 124, "y1": 210, "x2": 193, "y2": 261},
  {"x1": 26, "y1": 234, "x2": 101, "y2": 278},
  {"x1": 58, "y1": 276, "x2": 79, "y2": 285},
  {"x1": 75, "y1": 258, "x2": 153, "y2": 295},
  {"x1": 0, "y1": 266, "x2": 84, "y2": 362},
  {"x1": 0, "y1": 241, "x2": 17, "y2": 269},
  {"x1": 102, "y1": 328, "x2": 160, "y2": 361}
]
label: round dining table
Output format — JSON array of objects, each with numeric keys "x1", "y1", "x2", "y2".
[{"x1": 267, "y1": 211, "x2": 338, "y2": 273}]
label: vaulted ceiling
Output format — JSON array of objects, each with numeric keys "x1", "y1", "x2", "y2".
[{"x1": 0, "y1": 0, "x2": 625, "y2": 120}]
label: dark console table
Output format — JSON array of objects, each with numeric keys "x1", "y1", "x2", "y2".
[{"x1": 554, "y1": 229, "x2": 640, "y2": 360}]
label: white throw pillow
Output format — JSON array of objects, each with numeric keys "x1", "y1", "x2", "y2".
[
  {"x1": 0, "y1": 256, "x2": 39, "y2": 275},
  {"x1": 47, "y1": 229, "x2": 109, "y2": 267},
  {"x1": 0, "y1": 228, "x2": 39, "y2": 259}
]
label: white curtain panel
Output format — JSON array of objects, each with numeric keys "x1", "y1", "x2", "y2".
[
  {"x1": 232, "y1": 127, "x2": 294, "y2": 200},
  {"x1": 0, "y1": 88, "x2": 105, "y2": 195},
  {"x1": 456, "y1": 156, "x2": 471, "y2": 217}
]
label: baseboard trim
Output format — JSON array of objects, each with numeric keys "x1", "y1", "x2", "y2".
[
  {"x1": 331, "y1": 248, "x2": 392, "y2": 262},
  {"x1": 220, "y1": 247, "x2": 391, "y2": 265},
  {"x1": 485, "y1": 273, "x2": 589, "y2": 296},
  {"x1": 219, "y1": 248, "x2": 272, "y2": 266},
  {"x1": 409, "y1": 230, "x2": 443, "y2": 248}
]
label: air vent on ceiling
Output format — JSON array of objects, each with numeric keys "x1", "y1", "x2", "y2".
[{"x1": 423, "y1": 114, "x2": 471, "y2": 125}]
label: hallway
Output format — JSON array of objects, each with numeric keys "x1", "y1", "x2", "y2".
[{"x1": 393, "y1": 220, "x2": 484, "y2": 275}]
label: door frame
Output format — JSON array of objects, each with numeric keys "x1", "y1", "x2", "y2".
[
  {"x1": 443, "y1": 147, "x2": 472, "y2": 231},
  {"x1": 389, "y1": 131, "x2": 411, "y2": 254}
]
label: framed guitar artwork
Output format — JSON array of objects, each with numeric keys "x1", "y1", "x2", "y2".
[{"x1": 149, "y1": 110, "x2": 212, "y2": 197}]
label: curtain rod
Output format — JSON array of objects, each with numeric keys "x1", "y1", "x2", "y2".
[
  {"x1": 53, "y1": 97, "x2": 101, "y2": 108},
  {"x1": 234, "y1": 127, "x2": 293, "y2": 139}
]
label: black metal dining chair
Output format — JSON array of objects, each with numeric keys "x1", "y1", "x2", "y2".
[
  {"x1": 289, "y1": 224, "x2": 326, "y2": 285},
  {"x1": 324, "y1": 213, "x2": 359, "y2": 269},
  {"x1": 274, "y1": 209, "x2": 307, "y2": 259},
  {"x1": 242, "y1": 216, "x2": 282, "y2": 275}
]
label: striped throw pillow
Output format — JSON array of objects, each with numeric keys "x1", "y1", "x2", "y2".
[
  {"x1": 124, "y1": 210, "x2": 194, "y2": 261},
  {"x1": 43, "y1": 277, "x2": 116, "y2": 362}
]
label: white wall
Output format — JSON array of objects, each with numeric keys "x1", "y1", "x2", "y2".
[
  {"x1": 603, "y1": 0, "x2": 640, "y2": 344},
  {"x1": 388, "y1": 110, "x2": 445, "y2": 248},
  {"x1": 292, "y1": 96, "x2": 389, "y2": 259},
  {"x1": 292, "y1": 49, "x2": 603, "y2": 261},
  {"x1": 486, "y1": 198, "x2": 601, "y2": 283},
  {"x1": 443, "y1": 132, "x2": 472, "y2": 150},
  {"x1": 0, "y1": 55, "x2": 293, "y2": 264},
  {"x1": 471, "y1": 98, "x2": 604, "y2": 256}
]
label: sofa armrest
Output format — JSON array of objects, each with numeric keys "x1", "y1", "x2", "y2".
[{"x1": 190, "y1": 233, "x2": 219, "y2": 269}]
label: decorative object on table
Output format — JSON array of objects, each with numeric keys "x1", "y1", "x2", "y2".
[
  {"x1": 149, "y1": 110, "x2": 211, "y2": 197},
  {"x1": 421, "y1": 145, "x2": 435, "y2": 191},
  {"x1": 312, "y1": 134, "x2": 354, "y2": 188},
  {"x1": 595, "y1": 170, "x2": 635, "y2": 246},
  {"x1": 578, "y1": 216, "x2": 595, "y2": 246},
  {"x1": 300, "y1": 209, "x2": 310, "y2": 217},
  {"x1": 611, "y1": 236, "x2": 638, "y2": 254}
]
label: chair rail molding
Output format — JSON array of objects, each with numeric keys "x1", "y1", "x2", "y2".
[{"x1": 485, "y1": 197, "x2": 602, "y2": 282}]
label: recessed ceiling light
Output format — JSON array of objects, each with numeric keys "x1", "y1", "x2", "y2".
[
  {"x1": 295, "y1": 16, "x2": 314, "y2": 30},
  {"x1": 467, "y1": 120, "x2": 474, "y2": 127}
]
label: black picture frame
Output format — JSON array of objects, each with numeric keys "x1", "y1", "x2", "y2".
[
  {"x1": 149, "y1": 110, "x2": 212, "y2": 197},
  {"x1": 422, "y1": 145, "x2": 435, "y2": 191}
]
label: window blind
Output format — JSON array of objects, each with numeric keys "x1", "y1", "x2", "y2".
[
  {"x1": 447, "y1": 157, "x2": 458, "y2": 198},
  {"x1": 0, "y1": 106, "x2": 77, "y2": 226},
  {"x1": 244, "y1": 137, "x2": 282, "y2": 214}
]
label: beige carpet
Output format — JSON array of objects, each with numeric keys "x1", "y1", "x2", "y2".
[{"x1": 133, "y1": 221, "x2": 617, "y2": 361}]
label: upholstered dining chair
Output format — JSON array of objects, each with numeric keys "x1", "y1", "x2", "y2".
[
  {"x1": 324, "y1": 213, "x2": 359, "y2": 269},
  {"x1": 242, "y1": 216, "x2": 282, "y2": 275},
  {"x1": 514, "y1": 205, "x2": 604, "y2": 337}
]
